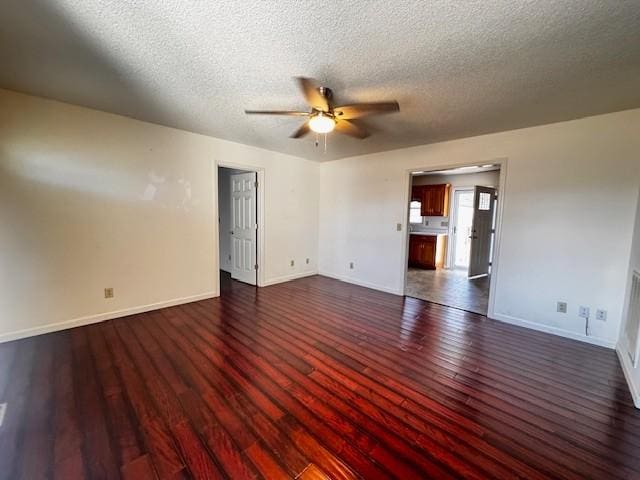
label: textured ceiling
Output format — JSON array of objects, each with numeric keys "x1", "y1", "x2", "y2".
[{"x1": 2, "y1": 1, "x2": 640, "y2": 161}]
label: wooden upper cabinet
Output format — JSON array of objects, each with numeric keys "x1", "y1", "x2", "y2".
[
  {"x1": 418, "y1": 184, "x2": 450, "y2": 216},
  {"x1": 411, "y1": 186, "x2": 423, "y2": 202}
]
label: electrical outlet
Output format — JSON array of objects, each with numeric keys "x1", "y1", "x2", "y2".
[
  {"x1": 596, "y1": 309, "x2": 607, "y2": 321},
  {"x1": 290, "y1": 260, "x2": 295, "y2": 267},
  {"x1": 557, "y1": 301, "x2": 567, "y2": 313},
  {"x1": 104, "y1": 288, "x2": 114, "y2": 299},
  {"x1": 306, "y1": 258, "x2": 310, "y2": 264},
  {"x1": 578, "y1": 306, "x2": 590, "y2": 319},
  {"x1": 396, "y1": 223, "x2": 402, "y2": 231},
  {"x1": 0, "y1": 403, "x2": 7, "y2": 428},
  {"x1": 349, "y1": 262, "x2": 354, "y2": 269}
]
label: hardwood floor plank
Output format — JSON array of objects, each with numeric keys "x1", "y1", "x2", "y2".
[
  {"x1": 246, "y1": 283, "x2": 639, "y2": 477},
  {"x1": 245, "y1": 441, "x2": 293, "y2": 480},
  {"x1": 100, "y1": 322, "x2": 187, "y2": 479},
  {"x1": 195, "y1": 290, "x2": 553, "y2": 479},
  {"x1": 0, "y1": 339, "x2": 36, "y2": 480},
  {"x1": 0, "y1": 341, "x2": 18, "y2": 401},
  {"x1": 15, "y1": 335, "x2": 55, "y2": 480},
  {"x1": 51, "y1": 333, "x2": 86, "y2": 480},
  {"x1": 70, "y1": 328, "x2": 120, "y2": 480},
  {"x1": 86, "y1": 327, "x2": 146, "y2": 472},
  {"x1": 2, "y1": 272, "x2": 640, "y2": 479}
]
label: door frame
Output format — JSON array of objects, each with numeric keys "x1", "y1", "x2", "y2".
[
  {"x1": 446, "y1": 186, "x2": 475, "y2": 270},
  {"x1": 400, "y1": 158, "x2": 508, "y2": 319},
  {"x1": 214, "y1": 161, "x2": 266, "y2": 293}
]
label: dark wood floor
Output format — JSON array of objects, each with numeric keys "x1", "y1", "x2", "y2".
[{"x1": 1, "y1": 274, "x2": 639, "y2": 479}]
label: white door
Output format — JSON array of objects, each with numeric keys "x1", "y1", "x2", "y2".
[
  {"x1": 230, "y1": 172, "x2": 257, "y2": 285},
  {"x1": 450, "y1": 189, "x2": 475, "y2": 269},
  {"x1": 468, "y1": 186, "x2": 496, "y2": 278}
]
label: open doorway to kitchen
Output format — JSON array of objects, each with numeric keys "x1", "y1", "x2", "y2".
[{"x1": 405, "y1": 164, "x2": 501, "y2": 315}]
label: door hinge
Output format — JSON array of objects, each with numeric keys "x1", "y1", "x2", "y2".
[
  {"x1": 254, "y1": 181, "x2": 258, "y2": 188},
  {"x1": 254, "y1": 264, "x2": 259, "y2": 270}
]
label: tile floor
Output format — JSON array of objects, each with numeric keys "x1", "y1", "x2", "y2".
[{"x1": 405, "y1": 268, "x2": 490, "y2": 314}]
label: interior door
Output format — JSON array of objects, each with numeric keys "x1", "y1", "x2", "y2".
[
  {"x1": 230, "y1": 172, "x2": 257, "y2": 285},
  {"x1": 468, "y1": 186, "x2": 496, "y2": 278}
]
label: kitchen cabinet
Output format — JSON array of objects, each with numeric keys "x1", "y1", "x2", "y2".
[
  {"x1": 419, "y1": 184, "x2": 450, "y2": 217},
  {"x1": 408, "y1": 234, "x2": 447, "y2": 269},
  {"x1": 411, "y1": 186, "x2": 423, "y2": 202}
]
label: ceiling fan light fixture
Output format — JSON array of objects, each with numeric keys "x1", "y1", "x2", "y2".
[{"x1": 309, "y1": 112, "x2": 336, "y2": 134}]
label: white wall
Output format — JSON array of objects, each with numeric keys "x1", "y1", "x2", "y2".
[
  {"x1": 2, "y1": 87, "x2": 638, "y2": 358},
  {"x1": 618, "y1": 189, "x2": 640, "y2": 406},
  {"x1": 0, "y1": 89, "x2": 319, "y2": 341},
  {"x1": 319, "y1": 109, "x2": 640, "y2": 347}
]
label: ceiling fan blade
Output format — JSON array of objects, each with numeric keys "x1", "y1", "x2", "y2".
[
  {"x1": 295, "y1": 77, "x2": 329, "y2": 112},
  {"x1": 290, "y1": 121, "x2": 311, "y2": 138},
  {"x1": 335, "y1": 120, "x2": 369, "y2": 139},
  {"x1": 245, "y1": 110, "x2": 309, "y2": 116},
  {"x1": 333, "y1": 101, "x2": 399, "y2": 120}
]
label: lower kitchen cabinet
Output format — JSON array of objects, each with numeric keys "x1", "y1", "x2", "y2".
[{"x1": 408, "y1": 234, "x2": 447, "y2": 269}]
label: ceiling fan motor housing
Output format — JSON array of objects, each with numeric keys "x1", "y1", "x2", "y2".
[{"x1": 318, "y1": 87, "x2": 333, "y2": 104}]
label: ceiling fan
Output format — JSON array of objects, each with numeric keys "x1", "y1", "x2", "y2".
[{"x1": 245, "y1": 77, "x2": 400, "y2": 140}]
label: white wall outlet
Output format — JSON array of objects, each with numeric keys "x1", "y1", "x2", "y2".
[
  {"x1": 349, "y1": 262, "x2": 354, "y2": 269},
  {"x1": 596, "y1": 309, "x2": 607, "y2": 321},
  {"x1": 104, "y1": 288, "x2": 114, "y2": 299},
  {"x1": 557, "y1": 301, "x2": 567, "y2": 313},
  {"x1": 0, "y1": 403, "x2": 7, "y2": 428},
  {"x1": 578, "y1": 306, "x2": 590, "y2": 319},
  {"x1": 290, "y1": 260, "x2": 295, "y2": 267}
]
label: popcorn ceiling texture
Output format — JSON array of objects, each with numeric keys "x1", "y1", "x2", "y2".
[{"x1": 1, "y1": 0, "x2": 639, "y2": 161}]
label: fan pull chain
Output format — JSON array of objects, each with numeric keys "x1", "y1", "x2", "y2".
[
  {"x1": 315, "y1": 133, "x2": 319, "y2": 148},
  {"x1": 324, "y1": 133, "x2": 327, "y2": 153}
]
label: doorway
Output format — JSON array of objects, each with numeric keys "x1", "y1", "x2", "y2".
[
  {"x1": 404, "y1": 163, "x2": 502, "y2": 315},
  {"x1": 450, "y1": 188, "x2": 475, "y2": 269},
  {"x1": 218, "y1": 166, "x2": 258, "y2": 288}
]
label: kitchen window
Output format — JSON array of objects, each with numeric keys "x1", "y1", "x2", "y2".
[{"x1": 409, "y1": 201, "x2": 423, "y2": 224}]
